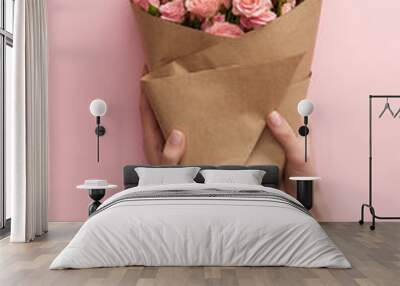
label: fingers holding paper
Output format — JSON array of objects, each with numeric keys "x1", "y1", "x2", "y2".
[
  {"x1": 139, "y1": 92, "x2": 186, "y2": 165},
  {"x1": 140, "y1": 98, "x2": 314, "y2": 194},
  {"x1": 267, "y1": 110, "x2": 315, "y2": 192}
]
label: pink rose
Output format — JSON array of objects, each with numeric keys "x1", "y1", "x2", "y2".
[
  {"x1": 134, "y1": 0, "x2": 160, "y2": 10},
  {"x1": 204, "y1": 21, "x2": 244, "y2": 38},
  {"x1": 281, "y1": 0, "x2": 296, "y2": 15},
  {"x1": 185, "y1": 0, "x2": 220, "y2": 18},
  {"x1": 240, "y1": 9, "x2": 276, "y2": 29},
  {"x1": 232, "y1": 0, "x2": 273, "y2": 18},
  {"x1": 213, "y1": 13, "x2": 226, "y2": 22},
  {"x1": 160, "y1": 0, "x2": 186, "y2": 23}
]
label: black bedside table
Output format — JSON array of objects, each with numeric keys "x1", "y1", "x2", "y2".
[
  {"x1": 77, "y1": 181, "x2": 117, "y2": 216},
  {"x1": 289, "y1": 177, "x2": 320, "y2": 210}
]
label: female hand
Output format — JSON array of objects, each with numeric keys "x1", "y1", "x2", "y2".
[
  {"x1": 139, "y1": 92, "x2": 187, "y2": 165},
  {"x1": 266, "y1": 111, "x2": 315, "y2": 192}
]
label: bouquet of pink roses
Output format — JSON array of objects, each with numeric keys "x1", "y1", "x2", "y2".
[
  {"x1": 133, "y1": 0, "x2": 298, "y2": 38},
  {"x1": 132, "y1": 0, "x2": 321, "y2": 170}
]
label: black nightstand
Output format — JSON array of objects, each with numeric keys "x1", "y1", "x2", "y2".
[{"x1": 289, "y1": 177, "x2": 320, "y2": 210}]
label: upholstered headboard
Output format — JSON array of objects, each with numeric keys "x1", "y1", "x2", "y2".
[{"x1": 123, "y1": 165, "x2": 280, "y2": 189}]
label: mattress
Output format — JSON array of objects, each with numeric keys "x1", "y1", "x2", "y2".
[{"x1": 50, "y1": 183, "x2": 350, "y2": 269}]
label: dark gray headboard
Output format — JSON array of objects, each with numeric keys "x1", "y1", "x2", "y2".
[{"x1": 123, "y1": 165, "x2": 280, "y2": 189}]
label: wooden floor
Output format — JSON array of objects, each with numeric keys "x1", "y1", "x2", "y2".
[{"x1": 0, "y1": 222, "x2": 399, "y2": 286}]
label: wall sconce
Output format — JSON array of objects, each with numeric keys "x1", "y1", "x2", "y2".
[
  {"x1": 297, "y1": 99, "x2": 314, "y2": 163},
  {"x1": 89, "y1": 99, "x2": 107, "y2": 162}
]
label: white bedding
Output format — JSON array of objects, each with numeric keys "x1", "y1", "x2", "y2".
[{"x1": 50, "y1": 183, "x2": 350, "y2": 269}]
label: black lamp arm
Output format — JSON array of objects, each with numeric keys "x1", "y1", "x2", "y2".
[
  {"x1": 298, "y1": 116, "x2": 310, "y2": 162},
  {"x1": 94, "y1": 116, "x2": 106, "y2": 162}
]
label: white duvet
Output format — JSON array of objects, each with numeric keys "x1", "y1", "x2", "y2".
[{"x1": 50, "y1": 183, "x2": 350, "y2": 269}]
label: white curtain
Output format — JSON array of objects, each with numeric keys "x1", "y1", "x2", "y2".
[{"x1": 8, "y1": 0, "x2": 49, "y2": 242}]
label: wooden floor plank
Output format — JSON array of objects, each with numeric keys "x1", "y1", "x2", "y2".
[{"x1": 0, "y1": 222, "x2": 399, "y2": 285}]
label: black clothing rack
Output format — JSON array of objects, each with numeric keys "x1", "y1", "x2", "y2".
[{"x1": 359, "y1": 95, "x2": 400, "y2": 230}]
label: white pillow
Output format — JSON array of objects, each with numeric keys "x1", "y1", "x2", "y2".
[
  {"x1": 200, "y1": 169, "x2": 266, "y2": 185},
  {"x1": 135, "y1": 167, "x2": 200, "y2": 186}
]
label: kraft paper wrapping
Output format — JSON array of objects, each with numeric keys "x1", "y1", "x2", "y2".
[{"x1": 133, "y1": 0, "x2": 321, "y2": 169}]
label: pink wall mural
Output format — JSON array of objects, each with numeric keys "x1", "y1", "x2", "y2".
[{"x1": 48, "y1": 0, "x2": 400, "y2": 221}]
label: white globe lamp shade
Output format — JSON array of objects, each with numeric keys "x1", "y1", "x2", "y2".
[
  {"x1": 90, "y1": 99, "x2": 107, "y2": 117},
  {"x1": 297, "y1": 99, "x2": 314, "y2": 117}
]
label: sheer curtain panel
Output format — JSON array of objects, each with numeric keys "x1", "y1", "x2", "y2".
[{"x1": 8, "y1": 0, "x2": 48, "y2": 242}]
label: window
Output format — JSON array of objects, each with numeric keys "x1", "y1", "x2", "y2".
[{"x1": 0, "y1": 0, "x2": 14, "y2": 232}]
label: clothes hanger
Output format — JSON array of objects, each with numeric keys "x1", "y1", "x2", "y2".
[
  {"x1": 379, "y1": 97, "x2": 395, "y2": 118},
  {"x1": 393, "y1": 105, "x2": 400, "y2": 118}
]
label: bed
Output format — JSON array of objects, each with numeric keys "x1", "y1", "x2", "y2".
[{"x1": 50, "y1": 165, "x2": 350, "y2": 269}]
